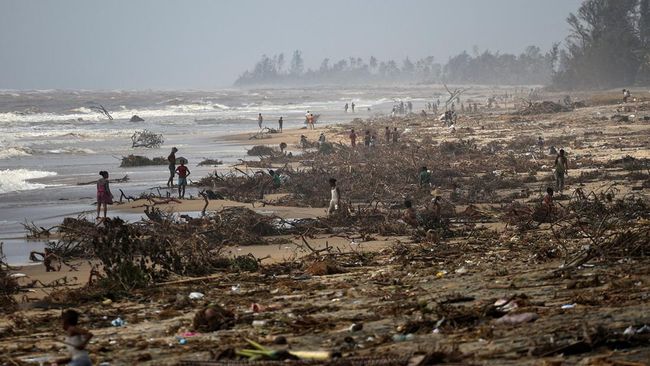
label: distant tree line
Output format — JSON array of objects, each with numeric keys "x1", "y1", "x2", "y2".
[
  {"x1": 235, "y1": 0, "x2": 650, "y2": 89},
  {"x1": 552, "y1": 0, "x2": 650, "y2": 89},
  {"x1": 234, "y1": 47, "x2": 555, "y2": 87}
]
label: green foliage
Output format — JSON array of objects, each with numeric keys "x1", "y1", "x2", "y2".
[{"x1": 554, "y1": 0, "x2": 648, "y2": 89}]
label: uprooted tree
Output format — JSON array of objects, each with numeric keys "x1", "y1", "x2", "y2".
[{"x1": 131, "y1": 129, "x2": 164, "y2": 148}]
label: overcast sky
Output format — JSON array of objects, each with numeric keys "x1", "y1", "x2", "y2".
[{"x1": 0, "y1": 0, "x2": 583, "y2": 90}]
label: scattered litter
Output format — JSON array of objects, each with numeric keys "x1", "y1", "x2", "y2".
[
  {"x1": 111, "y1": 317, "x2": 125, "y2": 327},
  {"x1": 188, "y1": 292, "x2": 204, "y2": 300},
  {"x1": 494, "y1": 312, "x2": 538, "y2": 325},
  {"x1": 561, "y1": 303, "x2": 577, "y2": 309}
]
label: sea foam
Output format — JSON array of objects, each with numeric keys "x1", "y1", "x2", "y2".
[{"x1": 0, "y1": 169, "x2": 57, "y2": 194}]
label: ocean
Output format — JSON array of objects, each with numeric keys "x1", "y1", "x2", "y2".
[{"x1": 0, "y1": 86, "x2": 440, "y2": 265}]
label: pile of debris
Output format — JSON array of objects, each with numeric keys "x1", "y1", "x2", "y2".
[
  {"x1": 516, "y1": 101, "x2": 570, "y2": 115},
  {"x1": 0, "y1": 244, "x2": 19, "y2": 312},
  {"x1": 131, "y1": 129, "x2": 164, "y2": 148},
  {"x1": 120, "y1": 154, "x2": 168, "y2": 167}
]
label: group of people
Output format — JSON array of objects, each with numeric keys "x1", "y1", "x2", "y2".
[
  {"x1": 391, "y1": 100, "x2": 413, "y2": 116},
  {"x1": 343, "y1": 102, "x2": 356, "y2": 113},
  {"x1": 348, "y1": 127, "x2": 399, "y2": 148},
  {"x1": 166, "y1": 147, "x2": 191, "y2": 198}
]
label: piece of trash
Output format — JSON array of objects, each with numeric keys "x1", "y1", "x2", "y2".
[
  {"x1": 102, "y1": 299, "x2": 112, "y2": 305},
  {"x1": 251, "y1": 303, "x2": 265, "y2": 313},
  {"x1": 231, "y1": 284, "x2": 241, "y2": 293},
  {"x1": 189, "y1": 292, "x2": 204, "y2": 300},
  {"x1": 178, "y1": 338, "x2": 187, "y2": 345},
  {"x1": 392, "y1": 333, "x2": 414, "y2": 342},
  {"x1": 237, "y1": 339, "x2": 331, "y2": 360},
  {"x1": 561, "y1": 303, "x2": 576, "y2": 309},
  {"x1": 251, "y1": 320, "x2": 267, "y2": 328},
  {"x1": 624, "y1": 326, "x2": 636, "y2": 335},
  {"x1": 9, "y1": 273, "x2": 27, "y2": 278},
  {"x1": 435, "y1": 271, "x2": 446, "y2": 278},
  {"x1": 349, "y1": 323, "x2": 363, "y2": 332},
  {"x1": 180, "y1": 332, "x2": 198, "y2": 337},
  {"x1": 494, "y1": 312, "x2": 538, "y2": 325},
  {"x1": 455, "y1": 267, "x2": 468, "y2": 274},
  {"x1": 111, "y1": 317, "x2": 125, "y2": 327}
]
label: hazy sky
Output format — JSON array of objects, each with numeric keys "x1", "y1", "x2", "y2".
[{"x1": 0, "y1": 0, "x2": 583, "y2": 90}]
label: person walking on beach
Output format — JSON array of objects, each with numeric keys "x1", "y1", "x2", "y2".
[
  {"x1": 351, "y1": 102, "x2": 355, "y2": 112},
  {"x1": 364, "y1": 130, "x2": 371, "y2": 147},
  {"x1": 349, "y1": 128, "x2": 357, "y2": 147},
  {"x1": 328, "y1": 178, "x2": 340, "y2": 216},
  {"x1": 167, "y1": 147, "x2": 178, "y2": 187},
  {"x1": 384, "y1": 126, "x2": 390, "y2": 143},
  {"x1": 176, "y1": 159, "x2": 190, "y2": 199},
  {"x1": 307, "y1": 113, "x2": 315, "y2": 129},
  {"x1": 305, "y1": 111, "x2": 311, "y2": 128},
  {"x1": 55, "y1": 310, "x2": 93, "y2": 366},
  {"x1": 258, "y1": 113, "x2": 263, "y2": 129},
  {"x1": 392, "y1": 127, "x2": 399, "y2": 144},
  {"x1": 344, "y1": 103, "x2": 349, "y2": 113},
  {"x1": 554, "y1": 149, "x2": 569, "y2": 193},
  {"x1": 278, "y1": 116, "x2": 283, "y2": 132},
  {"x1": 96, "y1": 171, "x2": 113, "y2": 221}
]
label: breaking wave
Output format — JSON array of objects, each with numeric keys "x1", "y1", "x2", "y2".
[{"x1": 0, "y1": 169, "x2": 58, "y2": 194}]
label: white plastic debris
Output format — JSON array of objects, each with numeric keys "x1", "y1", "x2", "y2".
[{"x1": 188, "y1": 292, "x2": 204, "y2": 300}]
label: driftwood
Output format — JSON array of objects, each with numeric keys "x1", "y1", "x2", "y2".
[
  {"x1": 131, "y1": 129, "x2": 164, "y2": 148},
  {"x1": 89, "y1": 104, "x2": 113, "y2": 120},
  {"x1": 77, "y1": 175, "x2": 129, "y2": 186}
]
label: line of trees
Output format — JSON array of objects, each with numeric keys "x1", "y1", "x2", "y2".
[
  {"x1": 235, "y1": 0, "x2": 650, "y2": 89},
  {"x1": 234, "y1": 48, "x2": 555, "y2": 87},
  {"x1": 552, "y1": 0, "x2": 650, "y2": 89}
]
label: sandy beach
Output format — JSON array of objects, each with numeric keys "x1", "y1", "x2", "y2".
[{"x1": 3, "y1": 89, "x2": 650, "y2": 365}]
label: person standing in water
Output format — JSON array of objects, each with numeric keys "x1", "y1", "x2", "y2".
[
  {"x1": 328, "y1": 178, "x2": 340, "y2": 215},
  {"x1": 176, "y1": 159, "x2": 190, "y2": 199},
  {"x1": 167, "y1": 147, "x2": 178, "y2": 187},
  {"x1": 56, "y1": 310, "x2": 93, "y2": 366},
  {"x1": 278, "y1": 116, "x2": 283, "y2": 133},
  {"x1": 96, "y1": 171, "x2": 113, "y2": 221},
  {"x1": 351, "y1": 102, "x2": 355, "y2": 112},
  {"x1": 258, "y1": 113, "x2": 263, "y2": 129},
  {"x1": 554, "y1": 149, "x2": 569, "y2": 193},
  {"x1": 344, "y1": 103, "x2": 349, "y2": 113}
]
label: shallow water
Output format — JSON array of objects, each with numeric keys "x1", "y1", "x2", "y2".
[{"x1": 0, "y1": 86, "x2": 440, "y2": 264}]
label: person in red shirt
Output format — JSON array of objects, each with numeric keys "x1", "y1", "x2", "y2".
[{"x1": 175, "y1": 159, "x2": 191, "y2": 199}]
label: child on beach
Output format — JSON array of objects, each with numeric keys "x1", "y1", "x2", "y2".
[
  {"x1": 349, "y1": 128, "x2": 357, "y2": 147},
  {"x1": 175, "y1": 159, "x2": 190, "y2": 199},
  {"x1": 96, "y1": 171, "x2": 112, "y2": 221},
  {"x1": 167, "y1": 147, "x2": 178, "y2": 187},
  {"x1": 55, "y1": 309, "x2": 93, "y2": 366}
]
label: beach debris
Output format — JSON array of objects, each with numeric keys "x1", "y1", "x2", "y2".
[
  {"x1": 493, "y1": 312, "x2": 539, "y2": 325},
  {"x1": 120, "y1": 155, "x2": 167, "y2": 167},
  {"x1": 188, "y1": 292, "x2": 204, "y2": 300},
  {"x1": 197, "y1": 158, "x2": 223, "y2": 166},
  {"x1": 89, "y1": 104, "x2": 113, "y2": 120},
  {"x1": 0, "y1": 244, "x2": 19, "y2": 312},
  {"x1": 192, "y1": 305, "x2": 235, "y2": 332},
  {"x1": 236, "y1": 338, "x2": 331, "y2": 361},
  {"x1": 131, "y1": 129, "x2": 164, "y2": 148},
  {"x1": 111, "y1": 317, "x2": 125, "y2": 327},
  {"x1": 516, "y1": 101, "x2": 570, "y2": 115}
]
